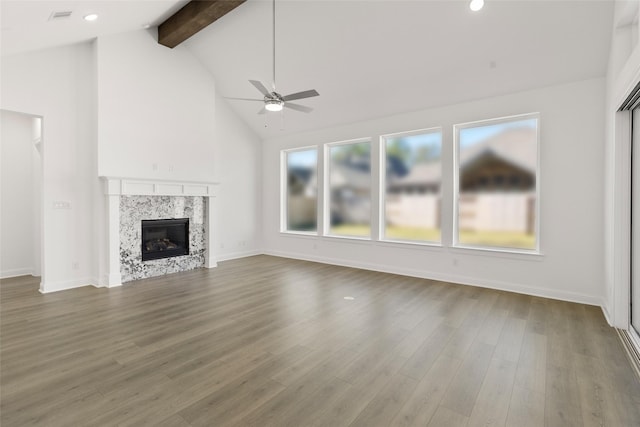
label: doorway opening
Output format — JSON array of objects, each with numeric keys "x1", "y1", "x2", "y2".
[{"x1": 0, "y1": 110, "x2": 44, "y2": 284}]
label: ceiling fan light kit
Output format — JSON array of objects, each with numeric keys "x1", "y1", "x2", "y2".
[
  {"x1": 227, "y1": 0, "x2": 319, "y2": 114},
  {"x1": 265, "y1": 98, "x2": 284, "y2": 112}
]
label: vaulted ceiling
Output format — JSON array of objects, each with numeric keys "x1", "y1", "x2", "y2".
[{"x1": 1, "y1": 0, "x2": 614, "y2": 139}]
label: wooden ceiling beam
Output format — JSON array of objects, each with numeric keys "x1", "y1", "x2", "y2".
[{"x1": 158, "y1": 0, "x2": 246, "y2": 49}]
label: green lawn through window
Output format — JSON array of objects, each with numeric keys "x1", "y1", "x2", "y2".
[{"x1": 329, "y1": 225, "x2": 535, "y2": 250}]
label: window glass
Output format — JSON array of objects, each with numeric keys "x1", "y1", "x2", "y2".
[
  {"x1": 456, "y1": 116, "x2": 538, "y2": 250},
  {"x1": 327, "y1": 141, "x2": 371, "y2": 237},
  {"x1": 285, "y1": 148, "x2": 318, "y2": 232},
  {"x1": 382, "y1": 130, "x2": 442, "y2": 243}
]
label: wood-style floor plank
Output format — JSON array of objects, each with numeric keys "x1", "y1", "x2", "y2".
[
  {"x1": 1, "y1": 255, "x2": 640, "y2": 426},
  {"x1": 439, "y1": 340, "x2": 495, "y2": 416},
  {"x1": 506, "y1": 385, "x2": 545, "y2": 427},
  {"x1": 466, "y1": 356, "x2": 517, "y2": 427},
  {"x1": 390, "y1": 353, "x2": 463, "y2": 427},
  {"x1": 427, "y1": 406, "x2": 469, "y2": 427}
]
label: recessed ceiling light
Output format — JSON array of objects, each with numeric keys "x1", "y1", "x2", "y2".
[
  {"x1": 83, "y1": 14, "x2": 98, "y2": 22},
  {"x1": 343, "y1": 296, "x2": 355, "y2": 300},
  {"x1": 469, "y1": 0, "x2": 484, "y2": 11},
  {"x1": 142, "y1": 23, "x2": 151, "y2": 29}
]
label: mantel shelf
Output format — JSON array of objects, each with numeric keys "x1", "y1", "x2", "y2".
[{"x1": 101, "y1": 177, "x2": 220, "y2": 197}]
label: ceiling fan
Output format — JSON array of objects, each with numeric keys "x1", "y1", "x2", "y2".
[{"x1": 226, "y1": 0, "x2": 319, "y2": 114}]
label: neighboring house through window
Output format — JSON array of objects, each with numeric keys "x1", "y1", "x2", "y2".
[
  {"x1": 326, "y1": 140, "x2": 372, "y2": 238},
  {"x1": 280, "y1": 112, "x2": 540, "y2": 255},
  {"x1": 454, "y1": 114, "x2": 539, "y2": 251},
  {"x1": 283, "y1": 148, "x2": 318, "y2": 233},
  {"x1": 381, "y1": 128, "x2": 442, "y2": 244}
]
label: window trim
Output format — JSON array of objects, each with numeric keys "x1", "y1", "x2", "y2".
[
  {"x1": 323, "y1": 137, "x2": 373, "y2": 240},
  {"x1": 281, "y1": 145, "x2": 319, "y2": 235},
  {"x1": 452, "y1": 112, "x2": 541, "y2": 254},
  {"x1": 379, "y1": 127, "x2": 444, "y2": 245}
]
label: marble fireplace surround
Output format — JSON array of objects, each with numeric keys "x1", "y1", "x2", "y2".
[{"x1": 101, "y1": 177, "x2": 219, "y2": 287}]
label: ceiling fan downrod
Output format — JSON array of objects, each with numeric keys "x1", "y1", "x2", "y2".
[
  {"x1": 225, "y1": 0, "x2": 320, "y2": 115},
  {"x1": 272, "y1": 0, "x2": 276, "y2": 92}
]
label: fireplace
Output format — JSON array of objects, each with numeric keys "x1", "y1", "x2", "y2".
[{"x1": 141, "y1": 218, "x2": 189, "y2": 261}]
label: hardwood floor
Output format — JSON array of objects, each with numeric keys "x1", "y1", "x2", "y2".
[{"x1": 2, "y1": 255, "x2": 640, "y2": 426}]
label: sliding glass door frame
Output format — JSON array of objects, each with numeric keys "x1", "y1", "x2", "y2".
[{"x1": 631, "y1": 105, "x2": 640, "y2": 347}]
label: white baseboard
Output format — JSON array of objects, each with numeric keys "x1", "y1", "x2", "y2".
[
  {"x1": 99, "y1": 272, "x2": 122, "y2": 288},
  {"x1": 1, "y1": 268, "x2": 33, "y2": 279},
  {"x1": 217, "y1": 249, "x2": 262, "y2": 262},
  {"x1": 39, "y1": 277, "x2": 96, "y2": 294},
  {"x1": 263, "y1": 249, "x2": 603, "y2": 307},
  {"x1": 31, "y1": 250, "x2": 605, "y2": 309},
  {"x1": 601, "y1": 303, "x2": 613, "y2": 326}
]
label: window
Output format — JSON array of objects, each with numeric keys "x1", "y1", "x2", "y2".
[
  {"x1": 326, "y1": 140, "x2": 371, "y2": 238},
  {"x1": 381, "y1": 129, "x2": 442, "y2": 243},
  {"x1": 284, "y1": 148, "x2": 318, "y2": 233},
  {"x1": 455, "y1": 114, "x2": 539, "y2": 251}
]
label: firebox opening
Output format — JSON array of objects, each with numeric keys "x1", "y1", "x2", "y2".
[{"x1": 141, "y1": 218, "x2": 189, "y2": 261}]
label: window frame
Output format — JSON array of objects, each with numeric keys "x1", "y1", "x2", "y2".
[
  {"x1": 280, "y1": 145, "x2": 319, "y2": 236},
  {"x1": 323, "y1": 138, "x2": 373, "y2": 241},
  {"x1": 379, "y1": 127, "x2": 444, "y2": 246},
  {"x1": 452, "y1": 112, "x2": 541, "y2": 254}
]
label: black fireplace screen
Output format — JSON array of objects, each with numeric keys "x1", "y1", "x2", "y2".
[{"x1": 141, "y1": 218, "x2": 189, "y2": 261}]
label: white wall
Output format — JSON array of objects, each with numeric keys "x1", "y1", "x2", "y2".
[
  {"x1": 1, "y1": 43, "x2": 97, "y2": 292},
  {"x1": 96, "y1": 29, "x2": 217, "y2": 182},
  {"x1": 1, "y1": 30, "x2": 263, "y2": 291},
  {"x1": 32, "y1": 117, "x2": 43, "y2": 277},
  {"x1": 96, "y1": 29, "x2": 263, "y2": 268},
  {"x1": 213, "y1": 94, "x2": 263, "y2": 260},
  {"x1": 1, "y1": 111, "x2": 36, "y2": 278},
  {"x1": 603, "y1": 0, "x2": 640, "y2": 327},
  {"x1": 263, "y1": 78, "x2": 606, "y2": 306}
]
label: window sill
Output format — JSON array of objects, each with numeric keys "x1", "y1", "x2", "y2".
[
  {"x1": 376, "y1": 239, "x2": 443, "y2": 250},
  {"x1": 450, "y1": 245, "x2": 544, "y2": 261},
  {"x1": 280, "y1": 230, "x2": 318, "y2": 238},
  {"x1": 279, "y1": 232, "x2": 373, "y2": 245},
  {"x1": 323, "y1": 234, "x2": 372, "y2": 243}
]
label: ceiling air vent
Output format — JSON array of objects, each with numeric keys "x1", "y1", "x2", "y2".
[{"x1": 49, "y1": 11, "x2": 73, "y2": 21}]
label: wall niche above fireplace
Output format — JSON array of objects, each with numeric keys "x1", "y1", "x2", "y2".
[{"x1": 142, "y1": 218, "x2": 189, "y2": 261}]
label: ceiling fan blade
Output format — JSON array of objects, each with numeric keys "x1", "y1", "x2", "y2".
[
  {"x1": 284, "y1": 102, "x2": 313, "y2": 113},
  {"x1": 225, "y1": 97, "x2": 263, "y2": 102},
  {"x1": 249, "y1": 80, "x2": 271, "y2": 97},
  {"x1": 258, "y1": 106, "x2": 267, "y2": 115},
  {"x1": 282, "y1": 89, "x2": 319, "y2": 102}
]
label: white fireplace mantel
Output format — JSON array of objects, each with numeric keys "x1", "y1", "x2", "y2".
[
  {"x1": 100, "y1": 177, "x2": 220, "y2": 288},
  {"x1": 103, "y1": 177, "x2": 219, "y2": 198}
]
